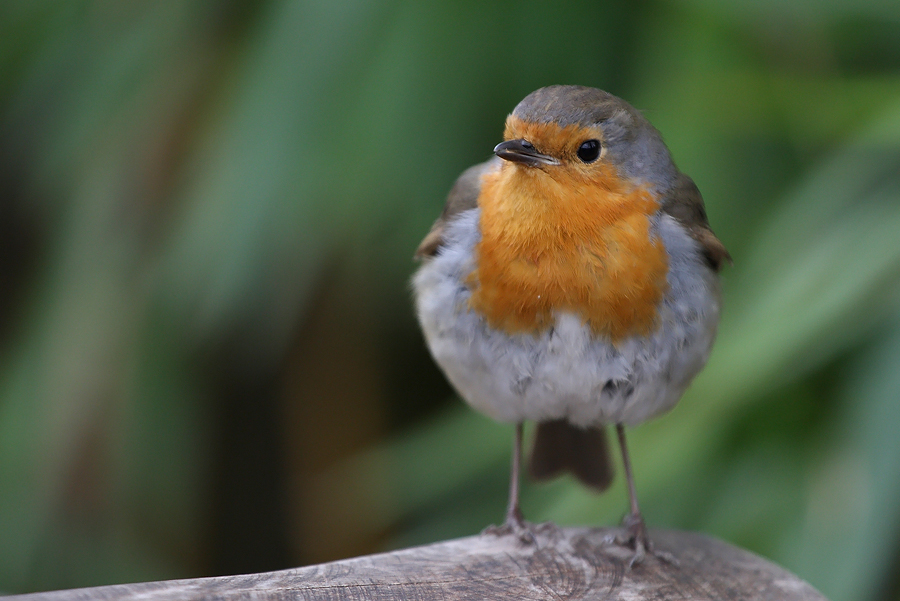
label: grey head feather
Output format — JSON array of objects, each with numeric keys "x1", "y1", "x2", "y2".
[{"x1": 512, "y1": 85, "x2": 679, "y2": 194}]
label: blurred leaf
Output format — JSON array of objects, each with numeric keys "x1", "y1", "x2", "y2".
[{"x1": 786, "y1": 316, "x2": 900, "y2": 600}]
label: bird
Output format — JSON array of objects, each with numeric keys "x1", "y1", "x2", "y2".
[{"x1": 412, "y1": 85, "x2": 730, "y2": 562}]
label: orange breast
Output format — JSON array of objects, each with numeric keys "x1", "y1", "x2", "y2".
[{"x1": 468, "y1": 162, "x2": 669, "y2": 341}]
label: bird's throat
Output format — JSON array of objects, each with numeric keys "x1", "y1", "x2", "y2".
[{"x1": 469, "y1": 165, "x2": 669, "y2": 341}]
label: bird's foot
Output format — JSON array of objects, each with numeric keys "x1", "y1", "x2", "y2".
[
  {"x1": 482, "y1": 507, "x2": 536, "y2": 544},
  {"x1": 612, "y1": 513, "x2": 679, "y2": 569}
]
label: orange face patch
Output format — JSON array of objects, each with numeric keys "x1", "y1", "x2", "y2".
[{"x1": 468, "y1": 120, "x2": 669, "y2": 341}]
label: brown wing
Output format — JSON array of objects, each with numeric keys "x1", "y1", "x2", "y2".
[
  {"x1": 414, "y1": 157, "x2": 500, "y2": 259},
  {"x1": 660, "y1": 172, "x2": 732, "y2": 272}
]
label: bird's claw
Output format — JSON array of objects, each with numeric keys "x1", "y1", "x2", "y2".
[
  {"x1": 614, "y1": 514, "x2": 679, "y2": 568},
  {"x1": 482, "y1": 509, "x2": 536, "y2": 544}
]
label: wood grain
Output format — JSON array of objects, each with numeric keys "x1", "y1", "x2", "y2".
[{"x1": 6, "y1": 527, "x2": 828, "y2": 600}]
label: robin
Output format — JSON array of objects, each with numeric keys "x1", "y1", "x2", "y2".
[{"x1": 412, "y1": 85, "x2": 730, "y2": 562}]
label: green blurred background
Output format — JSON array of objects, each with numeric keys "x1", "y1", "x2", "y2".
[{"x1": 1, "y1": 1, "x2": 899, "y2": 599}]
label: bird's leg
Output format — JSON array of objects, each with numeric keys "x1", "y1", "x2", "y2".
[
  {"x1": 615, "y1": 424, "x2": 676, "y2": 566},
  {"x1": 504, "y1": 421, "x2": 526, "y2": 529},
  {"x1": 484, "y1": 422, "x2": 533, "y2": 542},
  {"x1": 616, "y1": 423, "x2": 649, "y2": 557}
]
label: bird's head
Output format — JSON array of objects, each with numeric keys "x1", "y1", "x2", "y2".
[{"x1": 493, "y1": 85, "x2": 678, "y2": 196}]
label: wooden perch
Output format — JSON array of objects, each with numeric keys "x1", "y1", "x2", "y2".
[{"x1": 9, "y1": 527, "x2": 827, "y2": 600}]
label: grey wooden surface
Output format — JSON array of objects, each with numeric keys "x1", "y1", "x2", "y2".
[{"x1": 5, "y1": 527, "x2": 828, "y2": 600}]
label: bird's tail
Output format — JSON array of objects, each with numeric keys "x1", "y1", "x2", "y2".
[{"x1": 528, "y1": 420, "x2": 614, "y2": 492}]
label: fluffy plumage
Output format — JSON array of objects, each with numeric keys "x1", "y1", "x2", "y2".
[{"x1": 412, "y1": 85, "x2": 728, "y2": 507}]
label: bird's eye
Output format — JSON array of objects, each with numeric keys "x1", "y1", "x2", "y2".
[{"x1": 576, "y1": 139, "x2": 601, "y2": 163}]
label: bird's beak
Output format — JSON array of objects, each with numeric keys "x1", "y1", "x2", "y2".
[{"x1": 494, "y1": 139, "x2": 559, "y2": 166}]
